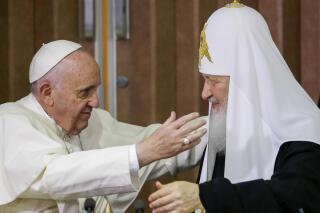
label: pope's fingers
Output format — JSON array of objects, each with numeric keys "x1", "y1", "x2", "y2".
[
  {"x1": 163, "y1": 111, "x2": 176, "y2": 126},
  {"x1": 170, "y1": 112, "x2": 199, "y2": 129},
  {"x1": 187, "y1": 128, "x2": 207, "y2": 142},
  {"x1": 178, "y1": 118, "x2": 206, "y2": 136},
  {"x1": 180, "y1": 137, "x2": 202, "y2": 152},
  {"x1": 180, "y1": 128, "x2": 206, "y2": 148}
]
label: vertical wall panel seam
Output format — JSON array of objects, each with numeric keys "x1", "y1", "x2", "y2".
[{"x1": 150, "y1": 0, "x2": 157, "y2": 122}]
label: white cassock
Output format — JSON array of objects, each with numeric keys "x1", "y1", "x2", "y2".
[{"x1": 0, "y1": 94, "x2": 207, "y2": 212}]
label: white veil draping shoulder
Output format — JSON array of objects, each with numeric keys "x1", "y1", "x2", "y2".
[{"x1": 199, "y1": 5, "x2": 320, "y2": 183}]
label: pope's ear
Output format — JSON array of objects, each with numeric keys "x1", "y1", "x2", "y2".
[{"x1": 38, "y1": 81, "x2": 54, "y2": 106}]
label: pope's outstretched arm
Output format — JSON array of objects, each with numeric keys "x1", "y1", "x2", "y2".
[{"x1": 6, "y1": 110, "x2": 206, "y2": 201}]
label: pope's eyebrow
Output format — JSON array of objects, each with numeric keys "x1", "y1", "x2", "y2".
[
  {"x1": 77, "y1": 85, "x2": 95, "y2": 92},
  {"x1": 77, "y1": 79, "x2": 101, "y2": 90}
]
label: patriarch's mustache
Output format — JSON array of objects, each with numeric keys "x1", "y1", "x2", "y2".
[{"x1": 208, "y1": 96, "x2": 218, "y2": 104}]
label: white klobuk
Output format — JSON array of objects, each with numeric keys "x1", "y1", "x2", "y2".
[{"x1": 199, "y1": 5, "x2": 320, "y2": 183}]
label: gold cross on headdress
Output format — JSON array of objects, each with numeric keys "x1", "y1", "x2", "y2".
[
  {"x1": 226, "y1": 0, "x2": 245, "y2": 8},
  {"x1": 199, "y1": 24, "x2": 212, "y2": 65}
]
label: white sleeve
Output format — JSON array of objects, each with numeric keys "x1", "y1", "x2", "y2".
[
  {"x1": 129, "y1": 145, "x2": 140, "y2": 187},
  {"x1": 21, "y1": 145, "x2": 140, "y2": 200}
]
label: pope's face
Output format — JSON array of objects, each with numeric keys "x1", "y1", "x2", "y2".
[
  {"x1": 51, "y1": 51, "x2": 100, "y2": 135},
  {"x1": 201, "y1": 74, "x2": 230, "y2": 112}
]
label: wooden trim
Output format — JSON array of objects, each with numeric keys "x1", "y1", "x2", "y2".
[{"x1": 103, "y1": 0, "x2": 109, "y2": 110}]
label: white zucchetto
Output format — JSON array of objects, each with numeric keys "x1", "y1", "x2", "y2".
[{"x1": 29, "y1": 40, "x2": 82, "y2": 83}]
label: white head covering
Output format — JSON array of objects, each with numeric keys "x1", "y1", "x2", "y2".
[
  {"x1": 200, "y1": 4, "x2": 320, "y2": 183},
  {"x1": 29, "y1": 40, "x2": 82, "y2": 83}
]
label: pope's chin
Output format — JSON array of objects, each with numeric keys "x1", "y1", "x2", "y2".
[
  {"x1": 80, "y1": 112, "x2": 91, "y2": 122},
  {"x1": 72, "y1": 113, "x2": 91, "y2": 133},
  {"x1": 80, "y1": 111, "x2": 91, "y2": 119},
  {"x1": 73, "y1": 121, "x2": 89, "y2": 135}
]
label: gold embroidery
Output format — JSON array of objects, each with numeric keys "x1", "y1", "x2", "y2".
[
  {"x1": 226, "y1": 0, "x2": 245, "y2": 8},
  {"x1": 199, "y1": 24, "x2": 212, "y2": 66}
]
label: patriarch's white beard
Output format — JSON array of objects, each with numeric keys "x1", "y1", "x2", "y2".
[{"x1": 208, "y1": 97, "x2": 227, "y2": 154}]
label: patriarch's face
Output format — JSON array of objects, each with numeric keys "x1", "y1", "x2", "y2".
[{"x1": 201, "y1": 74, "x2": 230, "y2": 112}]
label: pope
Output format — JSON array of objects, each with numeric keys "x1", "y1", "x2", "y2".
[{"x1": 0, "y1": 40, "x2": 208, "y2": 212}]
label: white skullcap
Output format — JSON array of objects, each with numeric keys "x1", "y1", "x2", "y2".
[{"x1": 29, "y1": 40, "x2": 82, "y2": 83}]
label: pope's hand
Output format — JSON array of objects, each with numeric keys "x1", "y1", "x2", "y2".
[
  {"x1": 148, "y1": 181, "x2": 204, "y2": 213},
  {"x1": 136, "y1": 112, "x2": 207, "y2": 167}
]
